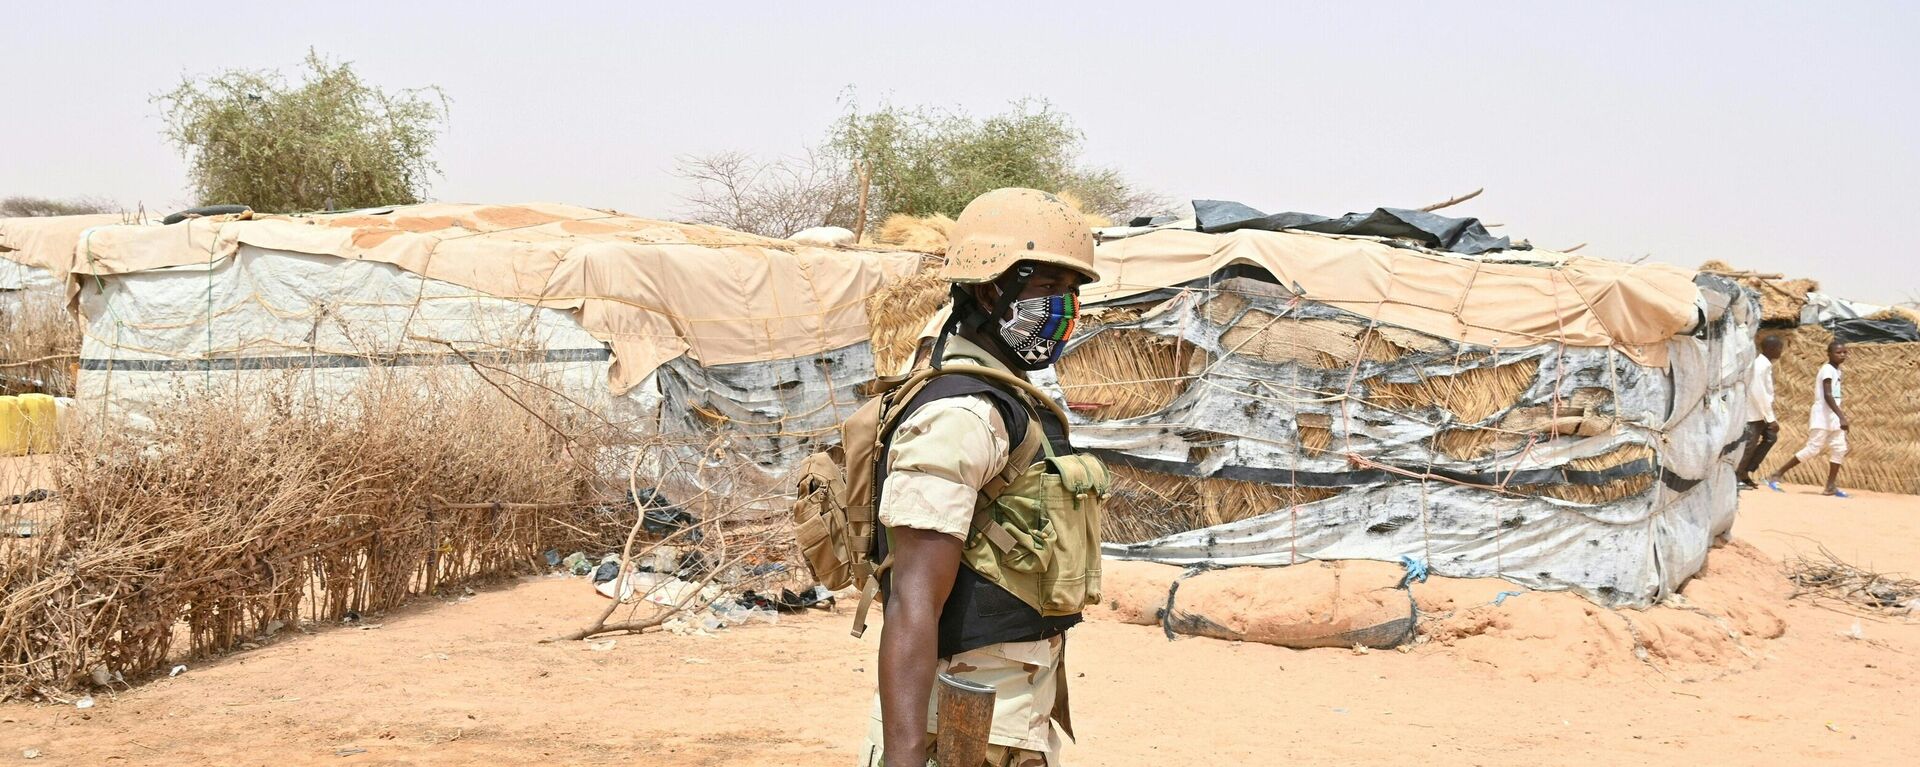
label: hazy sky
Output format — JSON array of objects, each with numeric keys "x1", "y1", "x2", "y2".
[{"x1": 5, "y1": 2, "x2": 1915, "y2": 303}]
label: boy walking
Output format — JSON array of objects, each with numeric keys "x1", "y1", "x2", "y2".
[
  {"x1": 1767, "y1": 340, "x2": 1851, "y2": 497},
  {"x1": 1736, "y1": 335, "x2": 1784, "y2": 489}
]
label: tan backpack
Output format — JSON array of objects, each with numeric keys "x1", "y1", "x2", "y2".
[{"x1": 791, "y1": 363, "x2": 1086, "y2": 636}]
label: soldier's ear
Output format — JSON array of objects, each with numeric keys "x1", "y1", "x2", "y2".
[{"x1": 972, "y1": 283, "x2": 1000, "y2": 310}]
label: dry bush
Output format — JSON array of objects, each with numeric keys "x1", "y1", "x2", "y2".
[
  {"x1": 0, "y1": 370, "x2": 607, "y2": 700},
  {"x1": 0, "y1": 289, "x2": 80, "y2": 396}
]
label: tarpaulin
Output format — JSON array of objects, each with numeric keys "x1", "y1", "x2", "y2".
[
  {"x1": 1084, "y1": 228, "x2": 1701, "y2": 367},
  {"x1": 1193, "y1": 200, "x2": 1511, "y2": 255}
]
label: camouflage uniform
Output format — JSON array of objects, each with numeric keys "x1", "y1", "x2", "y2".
[{"x1": 859, "y1": 336, "x2": 1067, "y2": 767}]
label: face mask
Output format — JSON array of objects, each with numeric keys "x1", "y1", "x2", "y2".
[{"x1": 997, "y1": 292, "x2": 1079, "y2": 370}]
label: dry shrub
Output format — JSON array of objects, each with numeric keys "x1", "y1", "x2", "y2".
[
  {"x1": 0, "y1": 289, "x2": 80, "y2": 396},
  {"x1": 1055, "y1": 328, "x2": 1207, "y2": 420},
  {"x1": 1104, "y1": 463, "x2": 1341, "y2": 544},
  {"x1": 1365, "y1": 357, "x2": 1541, "y2": 424},
  {"x1": 0, "y1": 371, "x2": 606, "y2": 700},
  {"x1": 1770, "y1": 324, "x2": 1920, "y2": 493}
]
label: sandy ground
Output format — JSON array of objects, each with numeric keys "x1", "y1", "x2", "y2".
[{"x1": 4, "y1": 483, "x2": 1917, "y2": 766}]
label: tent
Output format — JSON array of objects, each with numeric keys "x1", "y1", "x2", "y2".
[
  {"x1": 0, "y1": 214, "x2": 136, "y2": 394},
  {"x1": 42, "y1": 203, "x2": 921, "y2": 487},
  {"x1": 874, "y1": 217, "x2": 1755, "y2": 607}
]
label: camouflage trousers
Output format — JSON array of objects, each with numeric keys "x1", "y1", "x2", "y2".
[{"x1": 861, "y1": 635, "x2": 1065, "y2": 766}]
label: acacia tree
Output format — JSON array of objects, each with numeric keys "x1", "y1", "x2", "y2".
[
  {"x1": 154, "y1": 50, "x2": 447, "y2": 213},
  {"x1": 675, "y1": 98, "x2": 1168, "y2": 238},
  {"x1": 826, "y1": 98, "x2": 1169, "y2": 228}
]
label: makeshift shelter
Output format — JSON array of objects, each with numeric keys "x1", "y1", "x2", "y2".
[
  {"x1": 48, "y1": 203, "x2": 921, "y2": 488},
  {"x1": 878, "y1": 215, "x2": 1755, "y2": 607},
  {"x1": 0, "y1": 214, "x2": 132, "y2": 394}
]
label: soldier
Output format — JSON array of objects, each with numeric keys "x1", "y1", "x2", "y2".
[{"x1": 862, "y1": 188, "x2": 1104, "y2": 767}]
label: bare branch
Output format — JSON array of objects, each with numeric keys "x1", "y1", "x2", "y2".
[{"x1": 1417, "y1": 187, "x2": 1484, "y2": 213}]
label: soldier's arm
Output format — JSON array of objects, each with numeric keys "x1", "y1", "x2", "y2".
[
  {"x1": 873, "y1": 398, "x2": 1008, "y2": 766},
  {"x1": 879, "y1": 529, "x2": 963, "y2": 766}
]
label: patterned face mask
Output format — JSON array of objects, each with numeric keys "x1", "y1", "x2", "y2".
[{"x1": 997, "y1": 292, "x2": 1079, "y2": 370}]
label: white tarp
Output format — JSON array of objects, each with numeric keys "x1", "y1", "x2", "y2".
[
  {"x1": 1080, "y1": 273, "x2": 1756, "y2": 606},
  {"x1": 73, "y1": 244, "x2": 880, "y2": 492}
]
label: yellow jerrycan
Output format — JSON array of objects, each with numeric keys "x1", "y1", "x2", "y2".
[{"x1": 18, "y1": 393, "x2": 57, "y2": 453}]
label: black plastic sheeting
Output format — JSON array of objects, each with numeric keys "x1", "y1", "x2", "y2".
[
  {"x1": 1825, "y1": 316, "x2": 1920, "y2": 345},
  {"x1": 1191, "y1": 200, "x2": 1513, "y2": 255}
]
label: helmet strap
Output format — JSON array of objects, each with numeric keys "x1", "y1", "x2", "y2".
[{"x1": 936, "y1": 266, "x2": 1036, "y2": 371}]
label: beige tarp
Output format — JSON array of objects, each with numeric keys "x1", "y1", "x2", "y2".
[
  {"x1": 1085, "y1": 229, "x2": 1701, "y2": 366},
  {"x1": 63, "y1": 203, "x2": 921, "y2": 392},
  {"x1": 0, "y1": 214, "x2": 130, "y2": 283}
]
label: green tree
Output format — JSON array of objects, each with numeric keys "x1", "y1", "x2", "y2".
[
  {"x1": 154, "y1": 50, "x2": 447, "y2": 214},
  {"x1": 825, "y1": 98, "x2": 1167, "y2": 229}
]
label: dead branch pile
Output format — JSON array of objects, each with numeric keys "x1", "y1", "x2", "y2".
[
  {"x1": 1698, "y1": 259, "x2": 1816, "y2": 324},
  {"x1": 1784, "y1": 546, "x2": 1919, "y2": 616}
]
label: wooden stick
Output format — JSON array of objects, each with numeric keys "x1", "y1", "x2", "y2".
[{"x1": 1418, "y1": 188, "x2": 1483, "y2": 212}]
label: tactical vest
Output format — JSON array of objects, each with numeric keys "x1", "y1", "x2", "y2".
[
  {"x1": 875, "y1": 370, "x2": 1108, "y2": 658},
  {"x1": 791, "y1": 343, "x2": 1109, "y2": 658}
]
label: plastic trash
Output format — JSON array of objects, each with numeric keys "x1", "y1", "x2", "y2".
[
  {"x1": 595, "y1": 570, "x2": 665, "y2": 602},
  {"x1": 75, "y1": 696, "x2": 94, "y2": 709},
  {"x1": 562, "y1": 552, "x2": 592, "y2": 576},
  {"x1": 543, "y1": 550, "x2": 562, "y2": 567},
  {"x1": 592, "y1": 559, "x2": 621, "y2": 585},
  {"x1": 644, "y1": 578, "x2": 700, "y2": 607},
  {"x1": 169, "y1": 665, "x2": 187, "y2": 678}
]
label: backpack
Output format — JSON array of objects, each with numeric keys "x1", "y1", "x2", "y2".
[{"x1": 791, "y1": 362, "x2": 1100, "y2": 637}]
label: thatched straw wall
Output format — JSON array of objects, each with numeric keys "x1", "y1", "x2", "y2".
[
  {"x1": 1767, "y1": 325, "x2": 1920, "y2": 493},
  {"x1": 1104, "y1": 464, "x2": 1341, "y2": 544},
  {"x1": 864, "y1": 265, "x2": 949, "y2": 376}
]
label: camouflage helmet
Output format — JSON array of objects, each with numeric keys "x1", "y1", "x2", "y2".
[{"x1": 939, "y1": 188, "x2": 1099, "y2": 285}]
